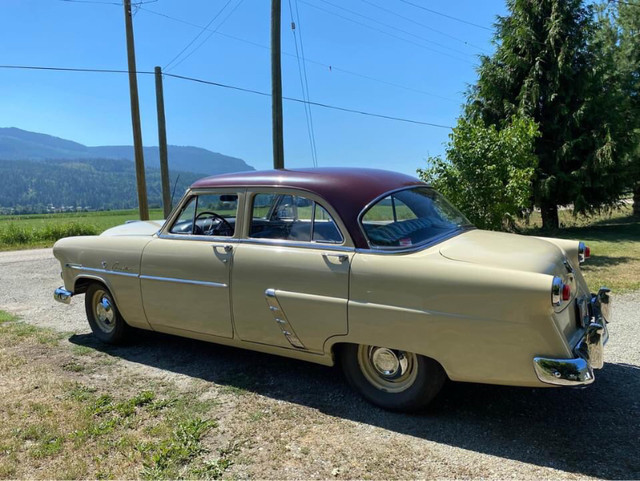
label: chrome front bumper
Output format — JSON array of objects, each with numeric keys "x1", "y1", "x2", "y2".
[
  {"x1": 54, "y1": 287, "x2": 73, "y2": 305},
  {"x1": 533, "y1": 287, "x2": 611, "y2": 386}
]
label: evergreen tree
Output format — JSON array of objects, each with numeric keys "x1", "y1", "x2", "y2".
[
  {"x1": 614, "y1": 1, "x2": 640, "y2": 216},
  {"x1": 467, "y1": 0, "x2": 632, "y2": 229}
]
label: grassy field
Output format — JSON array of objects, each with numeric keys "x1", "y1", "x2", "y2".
[
  {"x1": 0, "y1": 209, "x2": 164, "y2": 251},
  {"x1": 519, "y1": 204, "x2": 640, "y2": 292}
]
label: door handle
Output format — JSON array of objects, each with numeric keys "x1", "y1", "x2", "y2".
[
  {"x1": 322, "y1": 252, "x2": 348, "y2": 262},
  {"x1": 223, "y1": 245, "x2": 233, "y2": 253}
]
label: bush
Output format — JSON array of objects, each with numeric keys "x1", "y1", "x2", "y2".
[{"x1": 418, "y1": 116, "x2": 540, "y2": 230}]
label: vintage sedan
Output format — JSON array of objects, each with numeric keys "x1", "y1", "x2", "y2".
[{"x1": 53, "y1": 168, "x2": 611, "y2": 411}]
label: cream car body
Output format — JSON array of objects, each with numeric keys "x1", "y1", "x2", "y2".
[{"x1": 53, "y1": 168, "x2": 611, "y2": 411}]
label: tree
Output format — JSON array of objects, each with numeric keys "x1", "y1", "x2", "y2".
[
  {"x1": 612, "y1": 1, "x2": 640, "y2": 216},
  {"x1": 467, "y1": 0, "x2": 633, "y2": 229},
  {"x1": 418, "y1": 115, "x2": 539, "y2": 230}
]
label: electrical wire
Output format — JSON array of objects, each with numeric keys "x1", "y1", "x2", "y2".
[
  {"x1": 297, "y1": 0, "x2": 474, "y2": 64},
  {"x1": 168, "y1": 0, "x2": 245, "y2": 72},
  {"x1": 288, "y1": 0, "x2": 319, "y2": 167},
  {"x1": 163, "y1": 0, "x2": 235, "y2": 71},
  {"x1": 311, "y1": 0, "x2": 475, "y2": 58},
  {"x1": 357, "y1": 0, "x2": 488, "y2": 52},
  {"x1": 294, "y1": 0, "x2": 320, "y2": 167},
  {"x1": 138, "y1": 6, "x2": 459, "y2": 103},
  {"x1": 0, "y1": 64, "x2": 453, "y2": 129},
  {"x1": 397, "y1": 0, "x2": 492, "y2": 31}
]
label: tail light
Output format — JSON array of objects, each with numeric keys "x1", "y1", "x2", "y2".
[
  {"x1": 552, "y1": 276, "x2": 571, "y2": 306},
  {"x1": 578, "y1": 242, "x2": 590, "y2": 263}
]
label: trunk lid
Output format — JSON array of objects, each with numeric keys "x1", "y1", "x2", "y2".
[{"x1": 439, "y1": 229, "x2": 567, "y2": 276}]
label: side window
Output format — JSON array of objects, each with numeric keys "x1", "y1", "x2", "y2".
[
  {"x1": 169, "y1": 193, "x2": 238, "y2": 236},
  {"x1": 250, "y1": 193, "x2": 343, "y2": 244},
  {"x1": 362, "y1": 194, "x2": 417, "y2": 225},
  {"x1": 313, "y1": 204, "x2": 343, "y2": 243}
]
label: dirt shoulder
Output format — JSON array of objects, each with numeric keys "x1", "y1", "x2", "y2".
[{"x1": 0, "y1": 249, "x2": 639, "y2": 479}]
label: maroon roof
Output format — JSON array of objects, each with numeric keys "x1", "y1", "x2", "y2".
[{"x1": 191, "y1": 167, "x2": 425, "y2": 248}]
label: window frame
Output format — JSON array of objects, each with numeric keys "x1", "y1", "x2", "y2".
[
  {"x1": 358, "y1": 186, "x2": 474, "y2": 251},
  {"x1": 246, "y1": 189, "x2": 348, "y2": 247},
  {"x1": 159, "y1": 188, "x2": 245, "y2": 241}
]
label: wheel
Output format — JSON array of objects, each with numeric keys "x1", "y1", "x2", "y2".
[
  {"x1": 84, "y1": 283, "x2": 130, "y2": 344},
  {"x1": 341, "y1": 344, "x2": 446, "y2": 412}
]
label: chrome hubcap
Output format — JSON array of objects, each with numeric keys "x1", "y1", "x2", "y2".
[
  {"x1": 371, "y1": 348, "x2": 402, "y2": 376},
  {"x1": 93, "y1": 290, "x2": 115, "y2": 333},
  {"x1": 357, "y1": 345, "x2": 418, "y2": 393}
]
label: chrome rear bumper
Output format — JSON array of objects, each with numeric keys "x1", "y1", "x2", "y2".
[
  {"x1": 54, "y1": 287, "x2": 73, "y2": 304},
  {"x1": 533, "y1": 287, "x2": 610, "y2": 386}
]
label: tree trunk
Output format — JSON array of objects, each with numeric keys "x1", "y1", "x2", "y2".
[
  {"x1": 634, "y1": 182, "x2": 640, "y2": 217},
  {"x1": 540, "y1": 201, "x2": 559, "y2": 230}
]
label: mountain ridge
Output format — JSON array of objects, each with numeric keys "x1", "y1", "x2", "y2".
[{"x1": 0, "y1": 127, "x2": 254, "y2": 175}]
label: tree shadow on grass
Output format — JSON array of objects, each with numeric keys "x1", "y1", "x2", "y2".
[
  {"x1": 69, "y1": 331, "x2": 640, "y2": 480},
  {"x1": 582, "y1": 255, "x2": 634, "y2": 267}
]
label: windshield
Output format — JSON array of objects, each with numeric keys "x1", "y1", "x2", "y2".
[{"x1": 360, "y1": 187, "x2": 472, "y2": 248}]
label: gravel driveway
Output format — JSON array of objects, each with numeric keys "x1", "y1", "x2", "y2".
[{"x1": 1, "y1": 248, "x2": 639, "y2": 479}]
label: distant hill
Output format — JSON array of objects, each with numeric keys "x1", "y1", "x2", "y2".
[
  {"x1": 0, "y1": 127, "x2": 254, "y2": 175},
  {"x1": 0, "y1": 157, "x2": 203, "y2": 214},
  {"x1": 0, "y1": 127, "x2": 255, "y2": 214}
]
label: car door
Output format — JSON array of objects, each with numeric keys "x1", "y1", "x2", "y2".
[
  {"x1": 231, "y1": 190, "x2": 353, "y2": 353},
  {"x1": 140, "y1": 191, "x2": 241, "y2": 338}
]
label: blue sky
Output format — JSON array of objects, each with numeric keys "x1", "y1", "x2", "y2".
[{"x1": 0, "y1": 0, "x2": 506, "y2": 176}]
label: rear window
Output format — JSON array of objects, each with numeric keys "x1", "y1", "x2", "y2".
[{"x1": 361, "y1": 187, "x2": 472, "y2": 248}]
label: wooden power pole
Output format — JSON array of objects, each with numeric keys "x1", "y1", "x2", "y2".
[
  {"x1": 123, "y1": 0, "x2": 149, "y2": 220},
  {"x1": 154, "y1": 66, "x2": 171, "y2": 218},
  {"x1": 271, "y1": 0, "x2": 285, "y2": 169}
]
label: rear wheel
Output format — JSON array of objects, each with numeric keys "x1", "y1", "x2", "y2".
[
  {"x1": 341, "y1": 344, "x2": 445, "y2": 412},
  {"x1": 85, "y1": 283, "x2": 130, "y2": 344}
]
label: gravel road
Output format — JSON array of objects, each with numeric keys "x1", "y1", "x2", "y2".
[{"x1": 1, "y1": 248, "x2": 639, "y2": 479}]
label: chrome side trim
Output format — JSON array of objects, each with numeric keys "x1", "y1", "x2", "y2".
[
  {"x1": 66, "y1": 264, "x2": 227, "y2": 288},
  {"x1": 240, "y1": 237, "x2": 351, "y2": 250},
  {"x1": 157, "y1": 232, "x2": 243, "y2": 242},
  {"x1": 354, "y1": 228, "x2": 472, "y2": 255},
  {"x1": 66, "y1": 264, "x2": 140, "y2": 278},
  {"x1": 54, "y1": 287, "x2": 73, "y2": 304},
  {"x1": 139, "y1": 275, "x2": 228, "y2": 288},
  {"x1": 265, "y1": 288, "x2": 306, "y2": 349}
]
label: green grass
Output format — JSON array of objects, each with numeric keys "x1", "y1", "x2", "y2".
[
  {"x1": 520, "y1": 205, "x2": 640, "y2": 292},
  {"x1": 0, "y1": 310, "x2": 18, "y2": 323},
  {"x1": 0, "y1": 208, "x2": 164, "y2": 250}
]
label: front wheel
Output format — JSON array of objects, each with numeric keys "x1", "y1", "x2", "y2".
[
  {"x1": 85, "y1": 283, "x2": 130, "y2": 344},
  {"x1": 341, "y1": 344, "x2": 446, "y2": 412}
]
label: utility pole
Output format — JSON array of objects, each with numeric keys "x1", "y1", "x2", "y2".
[
  {"x1": 123, "y1": 0, "x2": 149, "y2": 220},
  {"x1": 154, "y1": 66, "x2": 171, "y2": 218},
  {"x1": 271, "y1": 0, "x2": 285, "y2": 169}
]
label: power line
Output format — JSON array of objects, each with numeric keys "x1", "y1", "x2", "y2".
[
  {"x1": 295, "y1": 0, "x2": 319, "y2": 167},
  {"x1": 138, "y1": 6, "x2": 459, "y2": 103},
  {"x1": 288, "y1": 0, "x2": 319, "y2": 167},
  {"x1": 357, "y1": 0, "x2": 488, "y2": 53},
  {"x1": 397, "y1": 0, "x2": 492, "y2": 31},
  {"x1": 163, "y1": 0, "x2": 235, "y2": 71},
  {"x1": 168, "y1": 0, "x2": 245, "y2": 72},
  {"x1": 310, "y1": 0, "x2": 474, "y2": 58},
  {"x1": 162, "y1": 72, "x2": 453, "y2": 129},
  {"x1": 297, "y1": 0, "x2": 474, "y2": 64},
  {"x1": 0, "y1": 64, "x2": 453, "y2": 129}
]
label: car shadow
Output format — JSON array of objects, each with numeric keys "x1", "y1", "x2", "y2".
[{"x1": 69, "y1": 331, "x2": 640, "y2": 479}]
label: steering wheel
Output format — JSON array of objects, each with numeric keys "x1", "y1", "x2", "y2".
[{"x1": 194, "y1": 211, "x2": 233, "y2": 236}]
